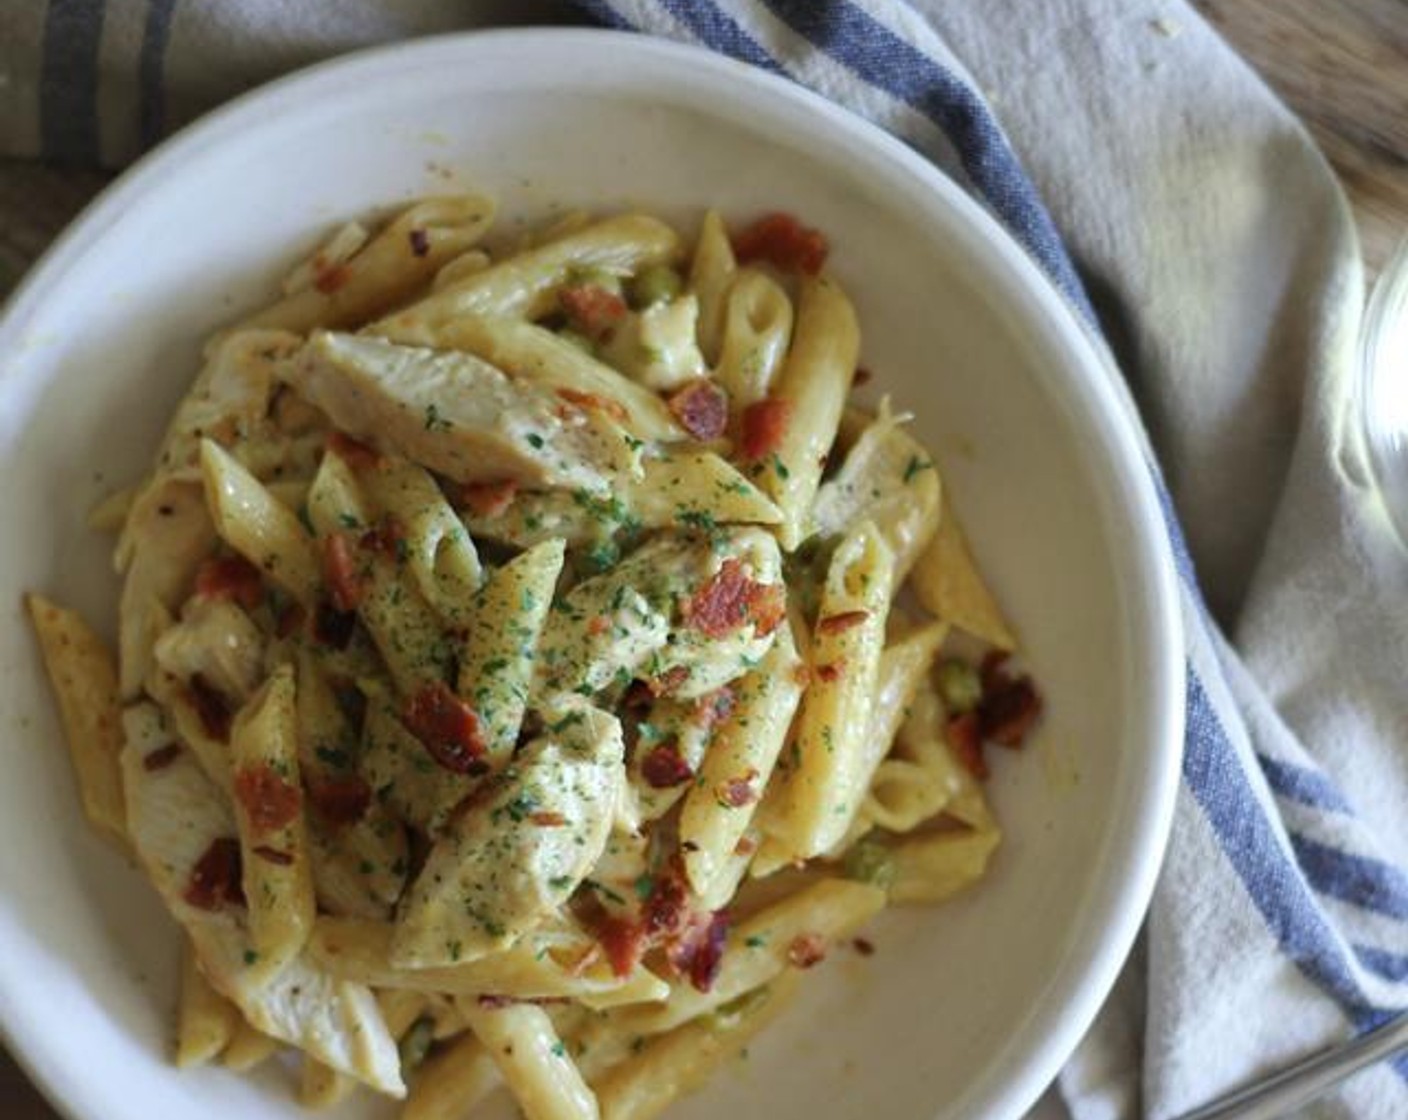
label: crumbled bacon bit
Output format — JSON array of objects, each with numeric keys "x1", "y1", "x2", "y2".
[
  {"x1": 641, "y1": 872, "x2": 690, "y2": 940},
  {"x1": 716, "y1": 770, "x2": 758, "y2": 808},
  {"x1": 739, "y1": 398, "x2": 791, "y2": 461},
  {"x1": 733, "y1": 213, "x2": 829, "y2": 275},
  {"x1": 946, "y1": 711, "x2": 989, "y2": 780},
  {"x1": 327, "y1": 431, "x2": 381, "y2": 469},
  {"x1": 314, "y1": 262, "x2": 353, "y2": 294},
  {"x1": 667, "y1": 379, "x2": 729, "y2": 441},
  {"x1": 234, "y1": 763, "x2": 303, "y2": 833},
  {"x1": 142, "y1": 743, "x2": 182, "y2": 772},
  {"x1": 734, "y1": 835, "x2": 758, "y2": 856},
  {"x1": 187, "y1": 674, "x2": 232, "y2": 741},
  {"x1": 457, "y1": 479, "x2": 518, "y2": 519},
  {"x1": 403, "y1": 682, "x2": 487, "y2": 774},
  {"x1": 640, "y1": 740, "x2": 693, "y2": 789},
  {"x1": 408, "y1": 228, "x2": 430, "y2": 257},
  {"x1": 594, "y1": 915, "x2": 646, "y2": 979},
  {"x1": 622, "y1": 680, "x2": 655, "y2": 712},
  {"x1": 322, "y1": 532, "x2": 364, "y2": 612},
  {"x1": 313, "y1": 600, "x2": 357, "y2": 649},
  {"x1": 787, "y1": 932, "x2": 828, "y2": 969},
  {"x1": 195, "y1": 554, "x2": 264, "y2": 610},
  {"x1": 853, "y1": 366, "x2": 873, "y2": 386},
  {"x1": 184, "y1": 838, "x2": 244, "y2": 911},
  {"x1": 744, "y1": 581, "x2": 787, "y2": 637},
  {"x1": 358, "y1": 515, "x2": 406, "y2": 560},
  {"x1": 852, "y1": 937, "x2": 876, "y2": 957},
  {"x1": 587, "y1": 616, "x2": 610, "y2": 637},
  {"x1": 815, "y1": 610, "x2": 869, "y2": 636},
  {"x1": 684, "y1": 560, "x2": 785, "y2": 639},
  {"x1": 529, "y1": 811, "x2": 567, "y2": 827},
  {"x1": 253, "y1": 845, "x2": 294, "y2": 866},
  {"x1": 308, "y1": 775, "x2": 372, "y2": 825},
  {"x1": 680, "y1": 911, "x2": 730, "y2": 993},
  {"x1": 557, "y1": 387, "x2": 628, "y2": 422},
  {"x1": 976, "y1": 653, "x2": 1043, "y2": 748},
  {"x1": 650, "y1": 665, "x2": 691, "y2": 696},
  {"x1": 815, "y1": 661, "x2": 845, "y2": 683},
  {"x1": 559, "y1": 283, "x2": 627, "y2": 337},
  {"x1": 693, "y1": 686, "x2": 737, "y2": 730}
]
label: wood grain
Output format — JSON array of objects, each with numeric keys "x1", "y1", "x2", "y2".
[{"x1": 1195, "y1": 0, "x2": 1408, "y2": 279}]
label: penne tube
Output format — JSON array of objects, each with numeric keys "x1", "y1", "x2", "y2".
[
  {"x1": 200, "y1": 439, "x2": 322, "y2": 608},
  {"x1": 175, "y1": 940, "x2": 241, "y2": 1068},
  {"x1": 25, "y1": 595, "x2": 129, "y2": 848},
  {"x1": 679, "y1": 623, "x2": 805, "y2": 899},
  {"x1": 402, "y1": 1031, "x2": 501, "y2": 1120},
  {"x1": 687, "y1": 209, "x2": 736, "y2": 365},
  {"x1": 244, "y1": 196, "x2": 496, "y2": 333},
  {"x1": 229, "y1": 665, "x2": 316, "y2": 982},
  {"x1": 748, "y1": 275, "x2": 859, "y2": 550},
  {"x1": 371, "y1": 213, "x2": 680, "y2": 345},
  {"x1": 433, "y1": 314, "x2": 683, "y2": 442},
  {"x1": 810, "y1": 400, "x2": 942, "y2": 585},
  {"x1": 884, "y1": 825, "x2": 1002, "y2": 905},
  {"x1": 457, "y1": 537, "x2": 565, "y2": 765},
  {"x1": 591, "y1": 975, "x2": 799, "y2": 1120},
  {"x1": 461, "y1": 448, "x2": 780, "y2": 550},
  {"x1": 762, "y1": 522, "x2": 894, "y2": 862},
  {"x1": 462, "y1": 1000, "x2": 600, "y2": 1120},
  {"x1": 712, "y1": 268, "x2": 793, "y2": 409},
  {"x1": 358, "y1": 454, "x2": 483, "y2": 625},
  {"x1": 910, "y1": 501, "x2": 1017, "y2": 650},
  {"x1": 614, "y1": 879, "x2": 883, "y2": 1036}
]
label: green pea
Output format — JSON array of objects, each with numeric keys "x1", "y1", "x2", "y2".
[
  {"x1": 630, "y1": 264, "x2": 684, "y2": 308},
  {"x1": 936, "y1": 658, "x2": 982, "y2": 714}
]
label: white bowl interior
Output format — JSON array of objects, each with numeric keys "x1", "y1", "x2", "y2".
[{"x1": 0, "y1": 31, "x2": 1180, "y2": 1120}]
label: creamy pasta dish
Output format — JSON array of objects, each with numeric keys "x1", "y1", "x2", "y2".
[{"x1": 28, "y1": 197, "x2": 1041, "y2": 1119}]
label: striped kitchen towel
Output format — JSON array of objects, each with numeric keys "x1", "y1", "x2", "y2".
[{"x1": 4, "y1": 2, "x2": 1407, "y2": 1117}]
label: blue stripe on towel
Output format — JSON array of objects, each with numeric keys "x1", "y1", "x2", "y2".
[
  {"x1": 1292, "y1": 835, "x2": 1408, "y2": 923},
  {"x1": 757, "y1": 0, "x2": 1095, "y2": 321},
  {"x1": 1259, "y1": 755, "x2": 1356, "y2": 816}
]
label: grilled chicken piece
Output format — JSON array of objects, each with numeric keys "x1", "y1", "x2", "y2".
[
  {"x1": 283, "y1": 332, "x2": 634, "y2": 492},
  {"x1": 391, "y1": 695, "x2": 626, "y2": 968}
]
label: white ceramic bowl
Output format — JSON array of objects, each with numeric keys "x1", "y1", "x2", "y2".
[{"x1": 0, "y1": 29, "x2": 1183, "y2": 1120}]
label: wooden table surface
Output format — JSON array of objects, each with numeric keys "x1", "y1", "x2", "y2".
[{"x1": 2, "y1": 4, "x2": 1405, "y2": 1117}]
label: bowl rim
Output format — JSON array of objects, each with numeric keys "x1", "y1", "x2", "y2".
[{"x1": 0, "y1": 26, "x2": 1185, "y2": 1120}]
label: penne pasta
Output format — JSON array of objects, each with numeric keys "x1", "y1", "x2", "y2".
[
  {"x1": 687, "y1": 209, "x2": 737, "y2": 366},
  {"x1": 747, "y1": 274, "x2": 859, "y2": 550},
  {"x1": 372, "y1": 213, "x2": 681, "y2": 345},
  {"x1": 760, "y1": 522, "x2": 894, "y2": 863},
  {"x1": 37, "y1": 197, "x2": 1042, "y2": 1119},
  {"x1": 462, "y1": 1000, "x2": 601, "y2": 1120},
  {"x1": 433, "y1": 314, "x2": 683, "y2": 443},
  {"x1": 25, "y1": 595, "x2": 128, "y2": 848},
  {"x1": 245, "y1": 196, "x2": 496, "y2": 333},
  {"x1": 591, "y1": 975, "x2": 799, "y2": 1120},
  {"x1": 200, "y1": 438, "x2": 322, "y2": 608},
  {"x1": 712, "y1": 268, "x2": 793, "y2": 409},
  {"x1": 678, "y1": 623, "x2": 805, "y2": 899},
  {"x1": 910, "y1": 500, "x2": 1017, "y2": 650},
  {"x1": 176, "y1": 940, "x2": 242, "y2": 1068},
  {"x1": 229, "y1": 665, "x2": 316, "y2": 982}
]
